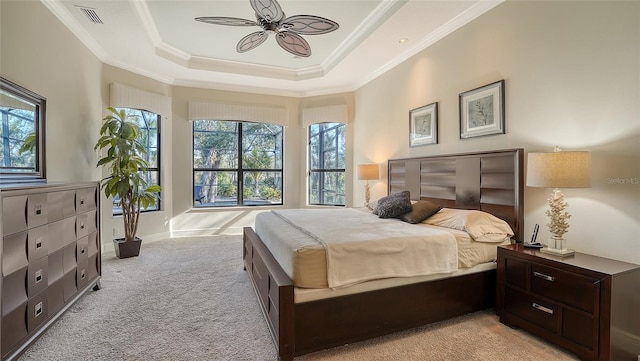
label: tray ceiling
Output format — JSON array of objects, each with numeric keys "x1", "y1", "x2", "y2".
[{"x1": 43, "y1": 0, "x2": 502, "y2": 96}]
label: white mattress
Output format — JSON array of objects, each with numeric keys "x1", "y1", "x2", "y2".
[
  {"x1": 254, "y1": 210, "x2": 508, "y2": 289},
  {"x1": 294, "y1": 261, "x2": 497, "y2": 303}
]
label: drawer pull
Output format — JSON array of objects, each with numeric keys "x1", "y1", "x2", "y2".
[
  {"x1": 35, "y1": 269, "x2": 43, "y2": 283},
  {"x1": 533, "y1": 271, "x2": 555, "y2": 282},
  {"x1": 532, "y1": 302, "x2": 554, "y2": 315},
  {"x1": 35, "y1": 302, "x2": 43, "y2": 317}
]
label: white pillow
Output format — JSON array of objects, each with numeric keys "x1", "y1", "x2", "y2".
[{"x1": 423, "y1": 208, "x2": 514, "y2": 243}]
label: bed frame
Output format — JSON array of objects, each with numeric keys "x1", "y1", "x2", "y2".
[{"x1": 243, "y1": 148, "x2": 524, "y2": 361}]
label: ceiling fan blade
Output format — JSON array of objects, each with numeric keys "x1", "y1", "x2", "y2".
[
  {"x1": 276, "y1": 31, "x2": 311, "y2": 57},
  {"x1": 237, "y1": 31, "x2": 268, "y2": 53},
  {"x1": 281, "y1": 15, "x2": 339, "y2": 35},
  {"x1": 250, "y1": 0, "x2": 285, "y2": 23},
  {"x1": 195, "y1": 17, "x2": 258, "y2": 26}
]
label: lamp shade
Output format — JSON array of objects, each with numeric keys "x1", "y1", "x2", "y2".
[
  {"x1": 526, "y1": 151, "x2": 592, "y2": 188},
  {"x1": 357, "y1": 164, "x2": 379, "y2": 181}
]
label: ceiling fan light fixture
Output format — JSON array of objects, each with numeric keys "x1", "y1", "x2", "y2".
[{"x1": 195, "y1": 0, "x2": 339, "y2": 57}]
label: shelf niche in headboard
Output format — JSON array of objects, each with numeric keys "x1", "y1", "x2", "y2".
[{"x1": 388, "y1": 148, "x2": 524, "y2": 242}]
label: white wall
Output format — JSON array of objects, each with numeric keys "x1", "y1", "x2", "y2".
[{"x1": 352, "y1": 1, "x2": 640, "y2": 264}]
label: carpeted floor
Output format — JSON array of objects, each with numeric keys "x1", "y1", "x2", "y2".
[{"x1": 19, "y1": 236, "x2": 579, "y2": 361}]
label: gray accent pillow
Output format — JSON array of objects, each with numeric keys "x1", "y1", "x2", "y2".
[
  {"x1": 400, "y1": 200, "x2": 442, "y2": 224},
  {"x1": 375, "y1": 191, "x2": 412, "y2": 219}
]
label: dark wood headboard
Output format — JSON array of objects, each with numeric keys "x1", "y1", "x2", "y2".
[{"x1": 388, "y1": 148, "x2": 524, "y2": 242}]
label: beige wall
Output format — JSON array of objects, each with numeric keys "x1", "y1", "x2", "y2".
[
  {"x1": 353, "y1": 1, "x2": 640, "y2": 264},
  {"x1": 3, "y1": 1, "x2": 638, "y2": 264},
  {"x1": 100, "y1": 66, "x2": 174, "y2": 249},
  {"x1": 168, "y1": 86, "x2": 354, "y2": 236},
  {"x1": 1, "y1": 0, "x2": 103, "y2": 183}
]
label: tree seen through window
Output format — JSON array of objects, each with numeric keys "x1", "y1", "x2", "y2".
[{"x1": 193, "y1": 120, "x2": 283, "y2": 207}]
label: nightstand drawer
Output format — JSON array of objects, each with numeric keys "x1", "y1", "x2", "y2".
[
  {"x1": 504, "y1": 257, "x2": 527, "y2": 289},
  {"x1": 530, "y1": 264, "x2": 599, "y2": 313},
  {"x1": 505, "y1": 286, "x2": 558, "y2": 333}
]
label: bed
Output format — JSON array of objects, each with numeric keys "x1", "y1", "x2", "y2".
[{"x1": 243, "y1": 148, "x2": 524, "y2": 360}]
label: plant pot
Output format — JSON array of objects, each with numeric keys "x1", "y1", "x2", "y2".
[{"x1": 113, "y1": 237, "x2": 142, "y2": 259}]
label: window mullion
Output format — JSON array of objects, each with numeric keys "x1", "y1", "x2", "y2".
[{"x1": 238, "y1": 122, "x2": 243, "y2": 206}]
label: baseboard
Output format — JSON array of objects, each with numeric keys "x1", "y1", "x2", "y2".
[
  {"x1": 101, "y1": 231, "x2": 171, "y2": 256},
  {"x1": 170, "y1": 227, "x2": 244, "y2": 238}
]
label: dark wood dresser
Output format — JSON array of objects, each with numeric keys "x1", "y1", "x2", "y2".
[
  {"x1": 0, "y1": 182, "x2": 101, "y2": 360},
  {"x1": 497, "y1": 244, "x2": 640, "y2": 361}
]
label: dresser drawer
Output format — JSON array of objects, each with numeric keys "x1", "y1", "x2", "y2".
[
  {"x1": 1, "y1": 303, "x2": 27, "y2": 357},
  {"x1": 2, "y1": 195, "x2": 28, "y2": 236},
  {"x1": 2, "y1": 231, "x2": 28, "y2": 276},
  {"x1": 2, "y1": 267, "x2": 28, "y2": 313},
  {"x1": 46, "y1": 190, "x2": 77, "y2": 222},
  {"x1": 77, "y1": 236, "x2": 89, "y2": 262},
  {"x1": 76, "y1": 187, "x2": 97, "y2": 212},
  {"x1": 504, "y1": 286, "x2": 558, "y2": 333},
  {"x1": 27, "y1": 193, "x2": 48, "y2": 229},
  {"x1": 27, "y1": 291, "x2": 48, "y2": 332},
  {"x1": 28, "y1": 225, "x2": 48, "y2": 261},
  {"x1": 530, "y1": 264, "x2": 599, "y2": 313},
  {"x1": 77, "y1": 259, "x2": 89, "y2": 290},
  {"x1": 76, "y1": 213, "x2": 89, "y2": 239},
  {"x1": 27, "y1": 257, "x2": 48, "y2": 297}
]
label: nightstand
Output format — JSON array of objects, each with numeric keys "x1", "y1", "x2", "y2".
[{"x1": 497, "y1": 244, "x2": 640, "y2": 361}]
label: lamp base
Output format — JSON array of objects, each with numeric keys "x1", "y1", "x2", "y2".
[{"x1": 540, "y1": 247, "x2": 575, "y2": 257}]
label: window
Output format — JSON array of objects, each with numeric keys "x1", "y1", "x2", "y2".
[
  {"x1": 112, "y1": 108, "x2": 160, "y2": 215},
  {"x1": 193, "y1": 120, "x2": 283, "y2": 207},
  {"x1": 0, "y1": 77, "x2": 46, "y2": 184},
  {"x1": 309, "y1": 122, "x2": 345, "y2": 206}
]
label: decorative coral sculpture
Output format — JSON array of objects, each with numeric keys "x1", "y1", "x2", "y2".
[{"x1": 545, "y1": 188, "x2": 570, "y2": 248}]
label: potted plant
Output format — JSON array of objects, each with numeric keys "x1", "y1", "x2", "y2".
[{"x1": 94, "y1": 107, "x2": 161, "y2": 258}]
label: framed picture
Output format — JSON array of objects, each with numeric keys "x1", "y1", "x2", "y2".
[
  {"x1": 459, "y1": 80, "x2": 505, "y2": 139},
  {"x1": 409, "y1": 102, "x2": 438, "y2": 147}
]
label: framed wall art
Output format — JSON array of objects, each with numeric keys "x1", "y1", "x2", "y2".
[
  {"x1": 459, "y1": 80, "x2": 505, "y2": 139},
  {"x1": 409, "y1": 102, "x2": 438, "y2": 147}
]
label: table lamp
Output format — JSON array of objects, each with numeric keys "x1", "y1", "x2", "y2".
[
  {"x1": 526, "y1": 147, "x2": 591, "y2": 257},
  {"x1": 357, "y1": 163, "x2": 379, "y2": 210}
]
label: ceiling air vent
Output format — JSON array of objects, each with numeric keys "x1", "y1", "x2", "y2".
[{"x1": 76, "y1": 6, "x2": 103, "y2": 24}]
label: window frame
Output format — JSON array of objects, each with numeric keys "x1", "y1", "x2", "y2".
[
  {"x1": 112, "y1": 108, "x2": 161, "y2": 215},
  {"x1": 192, "y1": 120, "x2": 284, "y2": 208},
  {"x1": 0, "y1": 77, "x2": 46, "y2": 184},
  {"x1": 308, "y1": 122, "x2": 346, "y2": 206}
]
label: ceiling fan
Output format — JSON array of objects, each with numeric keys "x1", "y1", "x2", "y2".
[{"x1": 195, "y1": 0, "x2": 339, "y2": 57}]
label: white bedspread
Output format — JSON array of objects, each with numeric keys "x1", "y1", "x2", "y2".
[{"x1": 272, "y1": 209, "x2": 458, "y2": 288}]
